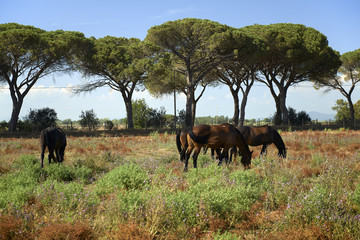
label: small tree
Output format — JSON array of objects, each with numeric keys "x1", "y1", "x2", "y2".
[
  {"x1": 0, "y1": 121, "x2": 8, "y2": 131},
  {"x1": 132, "y1": 99, "x2": 151, "y2": 128},
  {"x1": 287, "y1": 107, "x2": 311, "y2": 126},
  {"x1": 332, "y1": 99, "x2": 360, "y2": 123},
  {"x1": 79, "y1": 109, "x2": 100, "y2": 131},
  {"x1": 148, "y1": 106, "x2": 166, "y2": 128},
  {"x1": 315, "y1": 49, "x2": 360, "y2": 128},
  {"x1": 104, "y1": 120, "x2": 114, "y2": 130},
  {"x1": 23, "y1": 107, "x2": 58, "y2": 130},
  {"x1": 62, "y1": 119, "x2": 72, "y2": 129}
]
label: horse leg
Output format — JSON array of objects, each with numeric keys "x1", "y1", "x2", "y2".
[
  {"x1": 180, "y1": 149, "x2": 186, "y2": 162},
  {"x1": 260, "y1": 144, "x2": 268, "y2": 156},
  {"x1": 223, "y1": 148, "x2": 229, "y2": 165},
  {"x1": 184, "y1": 146, "x2": 194, "y2": 172},
  {"x1": 41, "y1": 146, "x2": 46, "y2": 168},
  {"x1": 184, "y1": 152, "x2": 190, "y2": 172},
  {"x1": 48, "y1": 151, "x2": 55, "y2": 164},
  {"x1": 193, "y1": 146, "x2": 201, "y2": 169},
  {"x1": 211, "y1": 148, "x2": 215, "y2": 159},
  {"x1": 218, "y1": 149, "x2": 228, "y2": 166},
  {"x1": 55, "y1": 149, "x2": 61, "y2": 163},
  {"x1": 229, "y1": 146, "x2": 237, "y2": 164},
  {"x1": 214, "y1": 149, "x2": 222, "y2": 165},
  {"x1": 203, "y1": 146, "x2": 208, "y2": 154}
]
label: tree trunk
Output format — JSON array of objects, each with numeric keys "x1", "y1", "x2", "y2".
[
  {"x1": 191, "y1": 101, "x2": 196, "y2": 126},
  {"x1": 9, "y1": 97, "x2": 23, "y2": 133},
  {"x1": 185, "y1": 86, "x2": 195, "y2": 127},
  {"x1": 124, "y1": 98, "x2": 134, "y2": 129},
  {"x1": 231, "y1": 90, "x2": 240, "y2": 126},
  {"x1": 279, "y1": 90, "x2": 288, "y2": 125},
  {"x1": 239, "y1": 78, "x2": 254, "y2": 127},
  {"x1": 239, "y1": 93, "x2": 248, "y2": 127},
  {"x1": 9, "y1": 86, "x2": 24, "y2": 133},
  {"x1": 274, "y1": 100, "x2": 282, "y2": 125},
  {"x1": 347, "y1": 95, "x2": 355, "y2": 129}
]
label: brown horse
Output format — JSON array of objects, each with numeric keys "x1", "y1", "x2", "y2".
[
  {"x1": 233, "y1": 125, "x2": 286, "y2": 158},
  {"x1": 184, "y1": 123, "x2": 252, "y2": 171},
  {"x1": 176, "y1": 129, "x2": 219, "y2": 162},
  {"x1": 40, "y1": 127, "x2": 67, "y2": 168}
]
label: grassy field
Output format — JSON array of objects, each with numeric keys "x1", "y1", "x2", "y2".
[{"x1": 1, "y1": 129, "x2": 360, "y2": 239}]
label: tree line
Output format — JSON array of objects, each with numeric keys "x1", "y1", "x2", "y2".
[{"x1": 0, "y1": 19, "x2": 359, "y2": 132}]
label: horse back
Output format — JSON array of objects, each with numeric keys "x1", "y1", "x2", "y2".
[
  {"x1": 238, "y1": 125, "x2": 272, "y2": 146},
  {"x1": 207, "y1": 124, "x2": 242, "y2": 149},
  {"x1": 40, "y1": 127, "x2": 66, "y2": 150}
]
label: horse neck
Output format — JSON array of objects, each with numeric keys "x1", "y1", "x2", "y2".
[{"x1": 273, "y1": 130, "x2": 285, "y2": 152}]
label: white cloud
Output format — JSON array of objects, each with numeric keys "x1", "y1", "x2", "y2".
[{"x1": 26, "y1": 84, "x2": 74, "y2": 98}]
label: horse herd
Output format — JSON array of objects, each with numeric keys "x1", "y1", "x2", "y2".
[
  {"x1": 176, "y1": 123, "x2": 286, "y2": 172},
  {"x1": 39, "y1": 124, "x2": 286, "y2": 172}
]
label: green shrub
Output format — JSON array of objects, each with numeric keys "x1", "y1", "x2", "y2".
[
  {"x1": 95, "y1": 163, "x2": 149, "y2": 196},
  {"x1": 35, "y1": 180, "x2": 99, "y2": 215},
  {"x1": 351, "y1": 184, "x2": 360, "y2": 211},
  {"x1": 45, "y1": 164, "x2": 75, "y2": 182},
  {"x1": 186, "y1": 162, "x2": 227, "y2": 185},
  {"x1": 44, "y1": 164, "x2": 93, "y2": 183},
  {"x1": 186, "y1": 166, "x2": 263, "y2": 220},
  {"x1": 0, "y1": 155, "x2": 43, "y2": 208},
  {"x1": 165, "y1": 190, "x2": 200, "y2": 225},
  {"x1": 286, "y1": 184, "x2": 360, "y2": 238},
  {"x1": 73, "y1": 166, "x2": 93, "y2": 183},
  {"x1": 116, "y1": 189, "x2": 148, "y2": 215}
]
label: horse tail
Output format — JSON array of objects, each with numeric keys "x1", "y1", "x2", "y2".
[
  {"x1": 187, "y1": 128, "x2": 210, "y2": 144},
  {"x1": 176, "y1": 131, "x2": 182, "y2": 154},
  {"x1": 40, "y1": 129, "x2": 48, "y2": 147},
  {"x1": 40, "y1": 129, "x2": 48, "y2": 168}
]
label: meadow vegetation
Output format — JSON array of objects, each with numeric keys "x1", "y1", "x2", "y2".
[{"x1": 1, "y1": 130, "x2": 360, "y2": 239}]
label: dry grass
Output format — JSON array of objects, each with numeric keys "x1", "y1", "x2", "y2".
[{"x1": 37, "y1": 222, "x2": 95, "y2": 240}]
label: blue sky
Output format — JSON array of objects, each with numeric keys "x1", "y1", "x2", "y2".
[{"x1": 0, "y1": 0, "x2": 359, "y2": 121}]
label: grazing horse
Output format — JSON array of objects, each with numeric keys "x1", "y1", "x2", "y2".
[
  {"x1": 176, "y1": 129, "x2": 219, "y2": 162},
  {"x1": 234, "y1": 125, "x2": 286, "y2": 158},
  {"x1": 40, "y1": 127, "x2": 67, "y2": 168},
  {"x1": 184, "y1": 123, "x2": 252, "y2": 172}
]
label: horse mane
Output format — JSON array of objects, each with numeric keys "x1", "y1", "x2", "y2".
[
  {"x1": 187, "y1": 127, "x2": 211, "y2": 144},
  {"x1": 232, "y1": 125, "x2": 251, "y2": 151},
  {"x1": 176, "y1": 131, "x2": 182, "y2": 154}
]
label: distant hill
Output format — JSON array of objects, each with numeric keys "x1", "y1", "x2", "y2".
[{"x1": 308, "y1": 111, "x2": 335, "y2": 121}]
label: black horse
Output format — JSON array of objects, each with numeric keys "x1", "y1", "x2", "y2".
[
  {"x1": 231, "y1": 125, "x2": 286, "y2": 160},
  {"x1": 40, "y1": 127, "x2": 67, "y2": 168}
]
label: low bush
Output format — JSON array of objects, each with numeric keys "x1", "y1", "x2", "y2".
[
  {"x1": 44, "y1": 163, "x2": 93, "y2": 183},
  {"x1": 35, "y1": 180, "x2": 99, "y2": 214},
  {"x1": 95, "y1": 163, "x2": 149, "y2": 196},
  {"x1": 0, "y1": 156, "x2": 43, "y2": 208}
]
